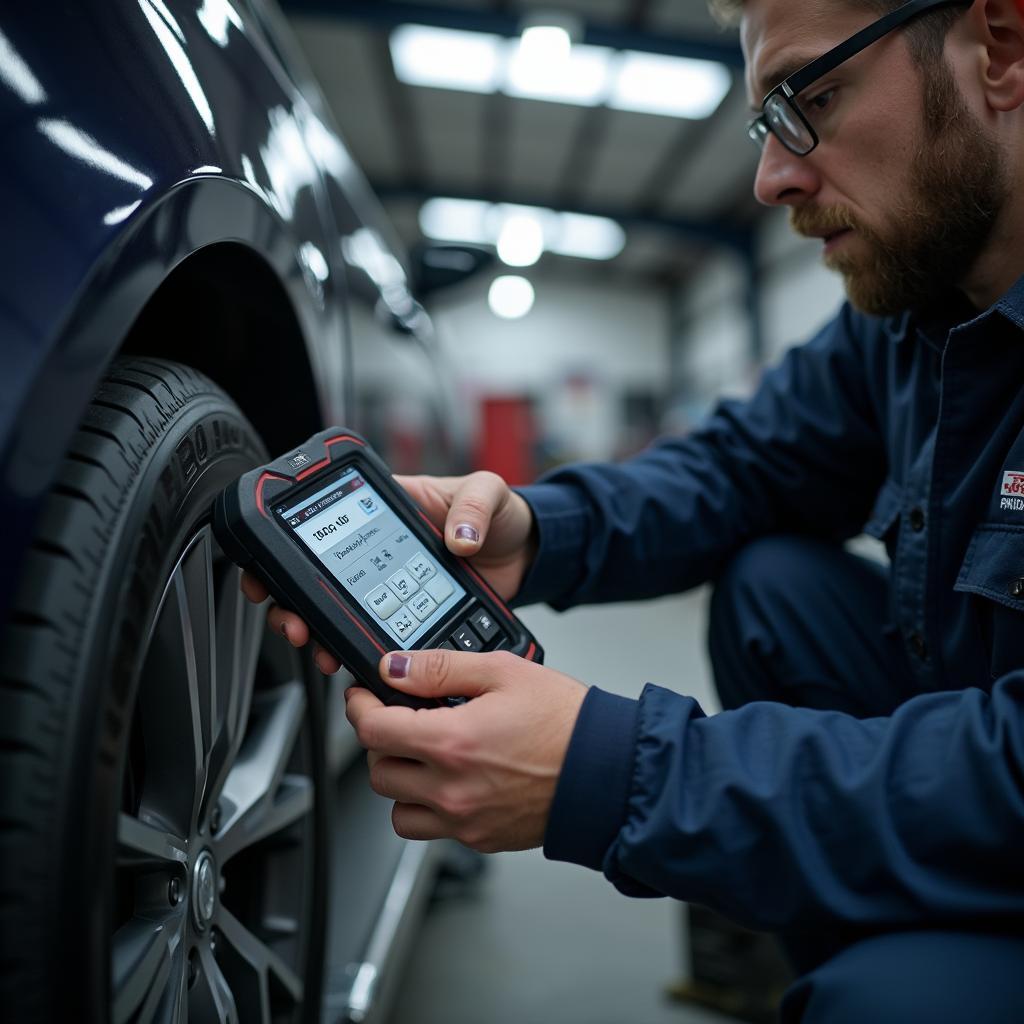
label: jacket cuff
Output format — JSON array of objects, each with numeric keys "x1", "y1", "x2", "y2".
[
  {"x1": 512, "y1": 482, "x2": 592, "y2": 608},
  {"x1": 543, "y1": 686, "x2": 638, "y2": 871}
]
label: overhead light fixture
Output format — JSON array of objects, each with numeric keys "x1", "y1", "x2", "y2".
[
  {"x1": 419, "y1": 197, "x2": 491, "y2": 245},
  {"x1": 609, "y1": 50, "x2": 732, "y2": 119},
  {"x1": 390, "y1": 24, "x2": 503, "y2": 94},
  {"x1": 519, "y1": 25, "x2": 572, "y2": 65},
  {"x1": 496, "y1": 211, "x2": 545, "y2": 267},
  {"x1": 389, "y1": 23, "x2": 731, "y2": 120},
  {"x1": 420, "y1": 198, "x2": 625, "y2": 263},
  {"x1": 552, "y1": 212, "x2": 626, "y2": 261},
  {"x1": 489, "y1": 276, "x2": 535, "y2": 319},
  {"x1": 505, "y1": 41, "x2": 611, "y2": 106}
]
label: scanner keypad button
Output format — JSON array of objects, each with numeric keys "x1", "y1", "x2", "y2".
[
  {"x1": 406, "y1": 552, "x2": 436, "y2": 583},
  {"x1": 409, "y1": 590, "x2": 438, "y2": 622},
  {"x1": 386, "y1": 569, "x2": 419, "y2": 601},
  {"x1": 387, "y1": 607, "x2": 417, "y2": 640},
  {"x1": 468, "y1": 608, "x2": 500, "y2": 642},
  {"x1": 366, "y1": 584, "x2": 402, "y2": 620},
  {"x1": 451, "y1": 624, "x2": 484, "y2": 652},
  {"x1": 424, "y1": 575, "x2": 453, "y2": 605}
]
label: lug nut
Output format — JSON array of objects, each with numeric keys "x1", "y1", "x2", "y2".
[
  {"x1": 210, "y1": 928, "x2": 219, "y2": 955},
  {"x1": 168, "y1": 877, "x2": 181, "y2": 906},
  {"x1": 187, "y1": 950, "x2": 198, "y2": 988},
  {"x1": 210, "y1": 804, "x2": 222, "y2": 834}
]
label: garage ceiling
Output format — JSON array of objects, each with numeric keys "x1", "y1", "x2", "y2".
[{"x1": 282, "y1": 0, "x2": 761, "y2": 285}]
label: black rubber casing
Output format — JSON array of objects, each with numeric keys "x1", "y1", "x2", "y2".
[{"x1": 212, "y1": 428, "x2": 542, "y2": 708}]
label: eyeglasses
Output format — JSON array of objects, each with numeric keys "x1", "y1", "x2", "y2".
[{"x1": 747, "y1": 0, "x2": 973, "y2": 156}]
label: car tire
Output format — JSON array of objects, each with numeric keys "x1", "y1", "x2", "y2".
[{"x1": 0, "y1": 358, "x2": 326, "y2": 1023}]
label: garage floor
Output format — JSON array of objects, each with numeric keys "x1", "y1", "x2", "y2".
[{"x1": 386, "y1": 589, "x2": 741, "y2": 1024}]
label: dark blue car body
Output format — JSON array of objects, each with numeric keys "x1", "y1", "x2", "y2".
[{"x1": 0, "y1": 0, "x2": 426, "y2": 623}]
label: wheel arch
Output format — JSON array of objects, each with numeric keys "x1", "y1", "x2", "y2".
[
  {"x1": 1, "y1": 175, "x2": 343, "y2": 623},
  {"x1": 119, "y1": 240, "x2": 323, "y2": 458}
]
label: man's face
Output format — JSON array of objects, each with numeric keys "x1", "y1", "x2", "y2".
[{"x1": 742, "y1": 0, "x2": 1006, "y2": 316}]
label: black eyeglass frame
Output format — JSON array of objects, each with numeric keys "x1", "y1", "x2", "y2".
[{"x1": 747, "y1": 0, "x2": 974, "y2": 155}]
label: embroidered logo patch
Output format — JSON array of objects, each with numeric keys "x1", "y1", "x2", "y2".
[{"x1": 1000, "y1": 471, "x2": 1024, "y2": 510}]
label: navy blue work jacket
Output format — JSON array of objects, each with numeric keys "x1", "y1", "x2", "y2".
[{"x1": 516, "y1": 284, "x2": 1024, "y2": 932}]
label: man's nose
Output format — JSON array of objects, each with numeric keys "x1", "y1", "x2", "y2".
[{"x1": 753, "y1": 133, "x2": 821, "y2": 207}]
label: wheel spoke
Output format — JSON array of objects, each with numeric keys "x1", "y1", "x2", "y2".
[
  {"x1": 216, "y1": 682, "x2": 311, "y2": 862},
  {"x1": 111, "y1": 913, "x2": 184, "y2": 1024},
  {"x1": 204, "y1": 563, "x2": 263, "y2": 816},
  {"x1": 220, "y1": 905, "x2": 303, "y2": 1010},
  {"x1": 139, "y1": 530, "x2": 217, "y2": 834},
  {"x1": 190, "y1": 945, "x2": 239, "y2": 1024},
  {"x1": 117, "y1": 813, "x2": 188, "y2": 868}
]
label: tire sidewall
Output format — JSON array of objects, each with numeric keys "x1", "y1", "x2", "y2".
[{"x1": 53, "y1": 388, "x2": 261, "y2": 1019}]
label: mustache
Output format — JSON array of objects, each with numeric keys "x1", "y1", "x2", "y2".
[{"x1": 790, "y1": 205, "x2": 860, "y2": 239}]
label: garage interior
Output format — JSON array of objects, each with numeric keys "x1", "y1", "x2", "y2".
[
  {"x1": 278, "y1": 2, "x2": 843, "y2": 1023},
  {"x1": 2, "y1": 0, "x2": 929, "y2": 1022}
]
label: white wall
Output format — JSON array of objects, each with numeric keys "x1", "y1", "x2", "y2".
[
  {"x1": 426, "y1": 268, "x2": 672, "y2": 462},
  {"x1": 672, "y1": 208, "x2": 846, "y2": 412},
  {"x1": 428, "y1": 269, "x2": 671, "y2": 392}
]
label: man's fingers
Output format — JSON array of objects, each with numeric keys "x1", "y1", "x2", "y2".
[
  {"x1": 312, "y1": 643, "x2": 342, "y2": 675},
  {"x1": 266, "y1": 605, "x2": 309, "y2": 647},
  {"x1": 240, "y1": 571, "x2": 269, "y2": 604},
  {"x1": 345, "y1": 686, "x2": 450, "y2": 759},
  {"x1": 367, "y1": 754, "x2": 434, "y2": 806},
  {"x1": 391, "y1": 802, "x2": 449, "y2": 842},
  {"x1": 379, "y1": 647, "x2": 507, "y2": 700},
  {"x1": 444, "y1": 472, "x2": 510, "y2": 554}
]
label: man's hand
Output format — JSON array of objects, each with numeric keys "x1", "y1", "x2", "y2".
[
  {"x1": 345, "y1": 649, "x2": 587, "y2": 853},
  {"x1": 240, "y1": 471, "x2": 536, "y2": 673}
]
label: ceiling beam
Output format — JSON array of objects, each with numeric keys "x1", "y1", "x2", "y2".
[
  {"x1": 372, "y1": 181, "x2": 753, "y2": 254},
  {"x1": 281, "y1": 0, "x2": 745, "y2": 67},
  {"x1": 369, "y1": 32, "x2": 430, "y2": 189}
]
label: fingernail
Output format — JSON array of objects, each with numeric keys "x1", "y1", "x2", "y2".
[
  {"x1": 454, "y1": 524, "x2": 479, "y2": 543},
  {"x1": 388, "y1": 653, "x2": 412, "y2": 679},
  {"x1": 280, "y1": 621, "x2": 290, "y2": 640}
]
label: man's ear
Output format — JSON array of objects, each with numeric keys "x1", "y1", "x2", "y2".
[{"x1": 967, "y1": 0, "x2": 1024, "y2": 111}]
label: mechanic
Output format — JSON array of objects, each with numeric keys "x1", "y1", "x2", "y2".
[{"x1": 243, "y1": 0, "x2": 1024, "y2": 1018}]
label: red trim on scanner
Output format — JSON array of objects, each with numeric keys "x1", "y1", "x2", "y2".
[
  {"x1": 295, "y1": 434, "x2": 365, "y2": 481},
  {"x1": 317, "y1": 579, "x2": 386, "y2": 654},
  {"x1": 255, "y1": 471, "x2": 292, "y2": 518}
]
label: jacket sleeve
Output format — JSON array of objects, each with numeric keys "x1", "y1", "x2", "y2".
[
  {"x1": 544, "y1": 676, "x2": 1024, "y2": 931},
  {"x1": 514, "y1": 303, "x2": 890, "y2": 610}
]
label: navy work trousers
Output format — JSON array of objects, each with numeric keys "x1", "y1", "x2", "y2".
[{"x1": 708, "y1": 535, "x2": 1024, "y2": 1023}]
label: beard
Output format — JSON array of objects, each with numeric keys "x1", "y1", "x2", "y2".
[{"x1": 790, "y1": 62, "x2": 1007, "y2": 317}]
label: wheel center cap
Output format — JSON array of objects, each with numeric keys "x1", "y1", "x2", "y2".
[{"x1": 192, "y1": 850, "x2": 218, "y2": 929}]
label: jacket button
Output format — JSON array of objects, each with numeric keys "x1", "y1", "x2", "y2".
[
  {"x1": 1010, "y1": 578, "x2": 1024, "y2": 598},
  {"x1": 909, "y1": 507, "x2": 925, "y2": 532},
  {"x1": 909, "y1": 632, "x2": 928, "y2": 660}
]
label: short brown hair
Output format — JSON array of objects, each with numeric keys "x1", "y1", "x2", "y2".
[{"x1": 708, "y1": 0, "x2": 961, "y2": 69}]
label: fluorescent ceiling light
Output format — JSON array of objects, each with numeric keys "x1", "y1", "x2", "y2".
[
  {"x1": 419, "y1": 197, "x2": 491, "y2": 245},
  {"x1": 420, "y1": 198, "x2": 625, "y2": 262},
  {"x1": 609, "y1": 51, "x2": 731, "y2": 119},
  {"x1": 390, "y1": 25, "x2": 502, "y2": 94},
  {"x1": 489, "y1": 276, "x2": 535, "y2": 319},
  {"x1": 520, "y1": 25, "x2": 572, "y2": 64},
  {"x1": 389, "y1": 24, "x2": 731, "y2": 120},
  {"x1": 505, "y1": 41, "x2": 610, "y2": 106},
  {"x1": 552, "y1": 213, "x2": 626, "y2": 261}
]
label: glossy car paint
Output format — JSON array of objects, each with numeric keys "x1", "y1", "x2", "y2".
[{"x1": 0, "y1": 0, "x2": 423, "y2": 623}]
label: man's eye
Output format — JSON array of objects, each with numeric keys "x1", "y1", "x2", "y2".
[{"x1": 804, "y1": 88, "x2": 836, "y2": 114}]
